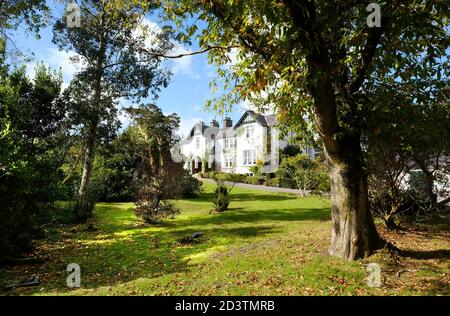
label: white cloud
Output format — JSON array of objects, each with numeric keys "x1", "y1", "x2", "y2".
[
  {"x1": 136, "y1": 17, "x2": 198, "y2": 78},
  {"x1": 118, "y1": 109, "x2": 132, "y2": 130},
  {"x1": 47, "y1": 48, "x2": 83, "y2": 82},
  {"x1": 25, "y1": 49, "x2": 82, "y2": 90},
  {"x1": 25, "y1": 62, "x2": 38, "y2": 80},
  {"x1": 170, "y1": 43, "x2": 196, "y2": 77}
]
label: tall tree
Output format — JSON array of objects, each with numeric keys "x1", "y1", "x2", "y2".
[
  {"x1": 126, "y1": 103, "x2": 180, "y2": 169},
  {"x1": 126, "y1": 103, "x2": 184, "y2": 224},
  {"x1": 53, "y1": 0, "x2": 173, "y2": 220},
  {"x1": 165, "y1": 0, "x2": 449, "y2": 260}
]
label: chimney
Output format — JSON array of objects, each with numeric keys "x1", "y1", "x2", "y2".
[
  {"x1": 210, "y1": 119, "x2": 219, "y2": 128},
  {"x1": 223, "y1": 117, "x2": 233, "y2": 128}
]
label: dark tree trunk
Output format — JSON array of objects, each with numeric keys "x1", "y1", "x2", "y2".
[
  {"x1": 327, "y1": 155, "x2": 382, "y2": 260},
  {"x1": 421, "y1": 166, "x2": 437, "y2": 206},
  {"x1": 75, "y1": 122, "x2": 97, "y2": 221}
]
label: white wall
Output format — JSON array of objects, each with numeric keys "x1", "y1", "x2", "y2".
[{"x1": 179, "y1": 120, "x2": 316, "y2": 174}]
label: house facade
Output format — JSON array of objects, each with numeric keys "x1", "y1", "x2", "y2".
[{"x1": 178, "y1": 110, "x2": 316, "y2": 175}]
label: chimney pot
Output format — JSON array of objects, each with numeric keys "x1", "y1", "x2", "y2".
[
  {"x1": 210, "y1": 119, "x2": 219, "y2": 128},
  {"x1": 223, "y1": 117, "x2": 233, "y2": 128}
]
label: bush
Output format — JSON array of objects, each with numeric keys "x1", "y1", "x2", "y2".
[
  {"x1": 279, "y1": 177, "x2": 294, "y2": 189},
  {"x1": 212, "y1": 184, "x2": 230, "y2": 212},
  {"x1": 215, "y1": 172, "x2": 231, "y2": 181},
  {"x1": 314, "y1": 170, "x2": 331, "y2": 192},
  {"x1": 133, "y1": 161, "x2": 188, "y2": 224},
  {"x1": 205, "y1": 171, "x2": 216, "y2": 179},
  {"x1": 178, "y1": 169, "x2": 203, "y2": 198},
  {"x1": 246, "y1": 176, "x2": 266, "y2": 185},
  {"x1": 234, "y1": 174, "x2": 247, "y2": 183},
  {"x1": 264, "y1": 177, "x2": 293, "y2": 188}
]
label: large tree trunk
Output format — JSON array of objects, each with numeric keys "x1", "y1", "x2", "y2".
[
  {"x1": 327, "y1": 155, "x2": 382, "y2": 260},
  {"x1": 76, "y1": 122, "x2": 97, "y2": 221},
  {"x1": 309, "y1": 61, "x2": 383, "y2": 260}
]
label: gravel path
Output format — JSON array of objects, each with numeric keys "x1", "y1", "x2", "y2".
[{"x1": 199, "y1": 177, "x2": 311, "y2": 195}]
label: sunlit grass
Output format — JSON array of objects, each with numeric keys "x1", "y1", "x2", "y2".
[{"x1": 1, "y1": 181, "x2": 448, "y2": 296}]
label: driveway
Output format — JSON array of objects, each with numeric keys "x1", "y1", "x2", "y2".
[{"x1": 199, "y1": 177, "x2": 312, "y2": 195}]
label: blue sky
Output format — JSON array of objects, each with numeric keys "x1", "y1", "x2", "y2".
[{"x1": 9, "y1": 0, "x2": 249, "y2": 137}]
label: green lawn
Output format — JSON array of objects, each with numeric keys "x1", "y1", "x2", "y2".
[{"x1": 1, "y1": 182, "x2": 449, "y2": 296}]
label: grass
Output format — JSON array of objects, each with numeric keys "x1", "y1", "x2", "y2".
[{"x1": 1, "y1": 182, "x2": 449, "y2": 296}]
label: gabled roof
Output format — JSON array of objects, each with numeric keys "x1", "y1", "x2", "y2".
[
  {"x1": 181, "y1": 111, "x2": 278, "y2": 143},
  {"x1": 185, "y1": 121, "x2": 220, "y2": 141},
  {"x1": 264, "y1": 114, "x2": 277, "y2": 126},
  {"x1": 234, "y1": 110, "x2": 278, "y2": 129}
]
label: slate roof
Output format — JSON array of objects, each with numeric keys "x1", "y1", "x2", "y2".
[{"x1": 182, "y1": 111, "x2": 278, "y2": 142}]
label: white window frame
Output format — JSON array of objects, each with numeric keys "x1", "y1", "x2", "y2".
[
  {"x1": 224, "y1": 138, "x2": 234, "y2": 149},
  {"x1": 225, "y1": 156, "x2": 233, "y2": 168},
  {"x1": 246, "y1": 126, "x2": 254, "y2": 139},
  {"x1": 243, "y1": 150, "x2": 257, "y2": 166}
]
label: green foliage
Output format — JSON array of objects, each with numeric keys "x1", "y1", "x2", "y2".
[
  {"x1": 0, "y1": 0, "x2": 48, "y2": 65},
  {"x1": 277, "y1": 154, "x2": 330, "y2": 192},
  {"x1": 178, "y1": 169, "x2": 203, "y2": 198},
  {"x1": 281, "y1": 144, "x2": 302, "y2": 158},
  {"x1": 128, "y1": 104, "x2": 199, "y2": 223},
  {"x1": 365, "y1": 88, "x2": 450, "y2": 229},
  {"x1": 0, "y1": 64, "x2": 67, "y2": 259},
  {"x1": 245, "y1": 176, "x2": 266, "y2": 185},
  {"x1": 265, "y1": 177, "x2": 294, "y2": 189},
  {"x1": 212, "y1": 182, "x2": 231, "y2": 212},
  {"x1": 54, "y1": 0, "x2": 175, "y2": 219},
  {"x1": 91, "y1": 127, "x2": 142, "y2": 202}
]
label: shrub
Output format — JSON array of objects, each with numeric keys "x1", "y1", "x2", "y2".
[
  {"x1": 279, "y1": 177, "x2": 294, "y2": 189},
  {"x1": 215, "y1": 172, "x2": 231, "y2": 181},
  {"x1": 133, "y1": 161, "x2": 187, "y2": 224},
  {"x1": 263, "y1": 177, "x2": 294, "y2": 188},
  {"x1": 178, "y1": 169, "x2": 203, "y2": 198},
  {"x1": 234, "y1": 174, "x2": 247, "y2": 183},
  {"x1": 277, "y1": 154, "x2": 330, "y2": 192},
  {"x1": 212, "y1": 184, "x2": 230, "y2": 212},
  {"x1": 246, "y1": 176, "x2": 266, "y2": 185}
]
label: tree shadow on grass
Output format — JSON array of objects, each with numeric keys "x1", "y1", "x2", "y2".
[
  {"x1": 399, "y1": 249, "x2": 450, "y2": 260},
  {"x1": 175, "y1": 207, "x2": 331, "y2": 227},
  {"x1": 0, "y1": 223, "x2": 281, "y2": 295},
  {"x1": 193, "y1": 192, "x2": 297, "y2": 203},
  {"x1": 91, "y1": 203, "x2": 330, "y2": 236}
]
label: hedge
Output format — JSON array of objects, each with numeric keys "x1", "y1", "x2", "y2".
[
  {"x1": 265, "y1": 177, "x2": 295, "y2": 188},
  {"x1": 245, "y1": 176, "x2": 266, "y2": 185}
]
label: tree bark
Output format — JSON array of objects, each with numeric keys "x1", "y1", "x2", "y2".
[
  {"x1": 414, "y1": 157, "x2": 437, "y2": 206},
  {"x1": 328, "y1": 159, "x2": 382, "y2": 260},
  {"x1": 76, "y1": 122, "x2": 97, "y2": 220},
  {"x1": 75, "y1": 25, "x2": 105, "y2": 221}
]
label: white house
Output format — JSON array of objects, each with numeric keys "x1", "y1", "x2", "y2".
[{"x1": 178, "y1": 110, "x2": 316, "y2": 175}]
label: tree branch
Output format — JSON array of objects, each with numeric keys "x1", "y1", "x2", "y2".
[{"x1": 102, "y1": 45, "x2": 238, "y2": 70}]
